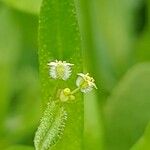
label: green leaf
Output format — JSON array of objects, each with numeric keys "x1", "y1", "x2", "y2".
[
  {"x1": 84, "y1": 92, "x2": 104, "y2": 150},
  {"x1": 5, "y1": 70, "x2": 40, "y2": 143},
  {"x1": 38, "y1": 0, "x2": 83, "y2": 149},
  {"x1": 5, "y1": 145, "x2": 34, "y2": 150},
  {"x1": 0, "y1": 5, "x2": 21, "y2": 131},
  {"x1": 34, "y1": 101, "x2": 67, "y2": 150},
  {"x1": 104, "y1": 63, "x2": 150, "y2": 150},
  {"x1": 77, "y1": 0, "x2": 142, "y2": 93},
  {"x1": 134, "y1": 0, "x2": 150, "y2": 63},
  {"x1": 1, "y1": 9, "x2": 40, "y2": 144},
  {"x1": 1, "y1": 0, "x2": 42, "y2": 15},
  {"x1": 131, "y1": 123, "x2": 150, "y2": 150}
]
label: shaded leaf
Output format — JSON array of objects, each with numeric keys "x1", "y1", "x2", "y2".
[
  {"x1": 104, "y1": 63, "x2": 150, "y2": 150},
  {"x1": 0, "y1": 5, "x2": 21, "y2": 132},
  {"x1": 131, "y1": 123, "x2": 150, "y2": 150}
]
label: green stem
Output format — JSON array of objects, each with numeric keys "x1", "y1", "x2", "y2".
[{"x1": 71, "y1": 87, "x2": 80, "y2": 95}]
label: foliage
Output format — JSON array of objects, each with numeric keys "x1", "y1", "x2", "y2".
[
  {"x1": 0, "y1": 0, "x2": 150, "y2": 150},
  {"x1": 131, "y1": 123, "x2": 150, "y2": 150}
]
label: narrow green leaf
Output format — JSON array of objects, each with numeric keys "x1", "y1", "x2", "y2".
[
  {"x1": 38, "y1": 0, "x2": 83, "y2": 149},
  {"x1": 5, "y1": 145, "x2": 34, "y2": 150},
  {"x1": 104, "y1": 63, "x2": 150, "y2": 150},
  {"x1": 34, "y1": 101, "x2": 67, "y2": 150},
  {"x1": 84, "y1": 92, "x2": 104, "y2": 150}
]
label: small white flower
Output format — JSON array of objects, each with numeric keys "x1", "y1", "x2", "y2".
[
  {"x1": 47, "y1": 60, "x2": 74, "y2": 80},
  {"x1": 76, "y1": 73, "x2": 97, "y2": 93}
]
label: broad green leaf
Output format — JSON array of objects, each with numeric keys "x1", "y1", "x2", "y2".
[
  {"x1": 104, "y1": 63, "x2": 150, "y2": 150},
  {"x1": 1, "y1": 0, "x2": 42, "y2": 15},
  {"x1": 131, "y1": 123, "x2": 150, "y2": 150},
  {"x1": 38, "y1": 0, "x2": 83, "y2": 149},
  {"x1": 5, "y1": 145, "x2": 34, "y2": 150}
]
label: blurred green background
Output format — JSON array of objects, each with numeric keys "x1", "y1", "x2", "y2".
[{"x1": 0, "y1": 0, "x2": 150, "y2": 150}]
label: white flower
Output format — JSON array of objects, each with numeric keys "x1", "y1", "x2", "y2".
[
  {"x1": 47, "y1": 60, "x2": 74, "y2": 80},
  {"x1": 76, "y1": 73, "x2": 97, "y2": 93}
]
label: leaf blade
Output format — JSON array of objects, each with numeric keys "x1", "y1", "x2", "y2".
[
  {"x1": 131, "y1": 123, "x2": 150, "y2": 150},
  {"x1": 1, "y1": 0, "x2": 42, "y2": 14},
  {"x1": 104, "y1": 63, "x2": 150, "y2": 150},
  {"x1": 38, "y1": 0, "x2": 83, "y2": 149}
]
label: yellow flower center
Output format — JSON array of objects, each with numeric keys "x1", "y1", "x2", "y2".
[{"x1": 56, "y1": 63, "x2": 65, "y2": 78}]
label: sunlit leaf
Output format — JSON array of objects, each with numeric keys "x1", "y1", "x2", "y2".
[{"x1": 38, "y1": 0, "x2": 83, "y2": 149}]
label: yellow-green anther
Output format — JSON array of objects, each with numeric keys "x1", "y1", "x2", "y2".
[
  {"x1": 59, "y1": 88, "x2": 76, "y2": 102},
  {"x1": 60, "y1": 88, "x2": 71, "y2": 102},
  {"x1": 76, "y1": 73, "x2": 97, "y2": 93},
  {"x1": 63, "y1": 88, "x2": 71, "y2": 96}
]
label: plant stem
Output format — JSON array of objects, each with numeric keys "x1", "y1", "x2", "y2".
[{"x1": 71, "y1": 87, "x2": 80, "y2": 95}]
